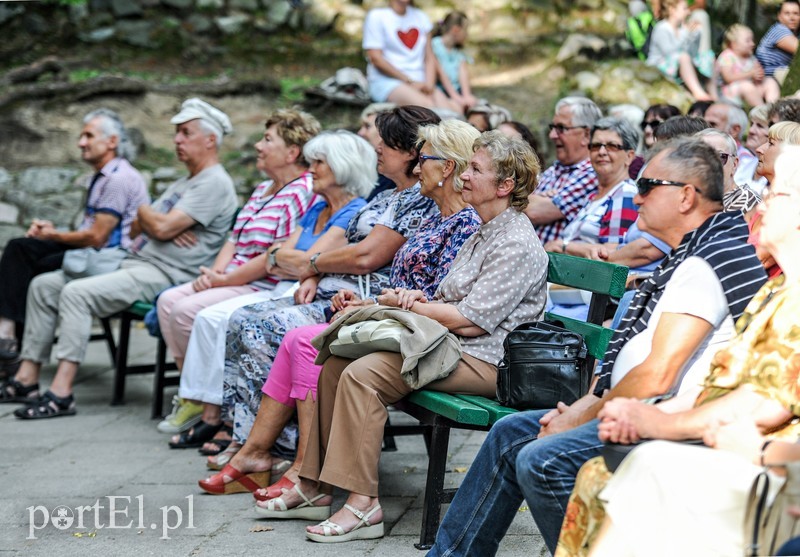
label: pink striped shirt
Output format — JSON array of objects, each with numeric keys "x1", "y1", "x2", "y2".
[{"x1": 227, "y1": 172, "x2": 316, "y2": 288}]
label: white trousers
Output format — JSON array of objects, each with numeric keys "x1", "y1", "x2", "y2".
[{"x1": 178, "y1": 281, "x2": 298, "y2": 405}]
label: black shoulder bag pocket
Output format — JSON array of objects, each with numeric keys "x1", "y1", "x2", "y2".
[{"x1": 496, "y1": 321, "x2": 589, "y2": 410}]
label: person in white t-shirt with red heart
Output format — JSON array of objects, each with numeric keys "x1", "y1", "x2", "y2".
[{"x1": 363, "y1": 0, "x2": 464, "y2": 113}]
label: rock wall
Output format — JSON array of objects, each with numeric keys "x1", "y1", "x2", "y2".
[{"x1": 0, "y1": 0, "x2": 781, "y2": 247}]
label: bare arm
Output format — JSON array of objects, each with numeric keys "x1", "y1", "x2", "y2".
[
  {"x1": 423, "y1": 35, "x2": 438, "y2": 91},
  {"x1": 599, "y1": 386, "x2": 793, "y2": 444},
  {"x1": 604, "y1": 238, "x2": 667, "y2": 268},
  {"x1": 524, "y1": 194, "x2": 566, "y2": 226},
  {"x1": 37, "y1": 213, "x2": 120, "y2": 248},
  {"x1": 433, "y1": 49, "x2": 460, "y2": 99},
  {"x1": 719, "y1": 61, "x2": 761, "y2": 84},
  {"x1": 302, "y1": 224, "x2": 407, "y2": 278},
  {"x1": 776, "y1": 34, "x2": 799, "y2": 56},
  {"x1": 270, "y1": 225, "x2": 350, "y2": 279},
  {"x1": 539, "y1": 312, "x2": 715, "y2": 436},
  {"x1": 376, "y1": 288, "x2": 485, "y2": 336},
  {"x1": 137, "y1": 204, "x2": 196, "y2": 241},
  {"x1": 591, "y1": 312, "x2": 713, "y2": 406},
  {"x1": 209, "y1": 240, "x2": 237, "y2": 273},
  {"x1": 366, "y1": 48, "x2": 413, "y2": 83},
  {"x1": 459, "y1": 60, "x2": 474, "y2": 98}
]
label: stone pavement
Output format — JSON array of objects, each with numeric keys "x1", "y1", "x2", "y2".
[{"x1": 0, "y1": 322, "x2": 547, "y2": 557}]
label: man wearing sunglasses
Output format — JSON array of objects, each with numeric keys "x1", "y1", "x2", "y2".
[
  {"x1": 427, "y1": 137, "x2": 767, "y2": 557},
  {"x1": 696, "y1": 128, "x2": 762, "y2": 217},
  {"x1": 524, "y1": 97, "x2": 601, "y2": 244}
]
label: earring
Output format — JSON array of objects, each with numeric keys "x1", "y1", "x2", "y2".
[{"x1": 437, "y1": 180, "x2": 443, "y2": 187}]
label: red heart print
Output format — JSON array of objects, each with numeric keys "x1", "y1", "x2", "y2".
[{"x1": 398, "y1": 28, "x2": 419, "y2": 49}]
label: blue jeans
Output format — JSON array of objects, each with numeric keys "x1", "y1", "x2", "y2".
[{"x1": 427, "y1": 412, "x2": 604, "y2": 556}]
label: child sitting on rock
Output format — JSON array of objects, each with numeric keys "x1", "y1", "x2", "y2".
[
  {"x1": 431, "y1": 11, "x2": 478, "y2": 113},
  {"x1": 716, "y1": 24, "x2": 768, "y2": 107}
]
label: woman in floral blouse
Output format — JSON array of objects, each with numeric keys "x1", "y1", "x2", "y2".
[
  {"x1": 198, "y1": 119, "x2": 483, "y2": 497},
  {"x1": 255, "y1": 131, "x2": 549, "y2": 544},
  {"x1": 554, "y1": 146, "x2": 800, "y2": 557}
]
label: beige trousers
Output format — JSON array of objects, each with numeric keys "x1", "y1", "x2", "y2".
[{"x1": 299, "y1": 351, "x2": 496, "y2": 497}]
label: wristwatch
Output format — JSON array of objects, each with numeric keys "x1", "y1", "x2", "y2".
[
  {"x1": 309, "y1": 252, "x2": 322, "y2": 274},
  {"x1": 561, "y1": 240, "x2": 570, "y2": 254},
  {"x1": 268, "y1": 247, "x2": 280, "y2": 268}
]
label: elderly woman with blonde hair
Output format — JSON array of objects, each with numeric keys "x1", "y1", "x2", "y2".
[
  {"x1": 554, "y1": 145, "x2": 800, "y2": 557},
  {"x1": 198, "y1": 118, "x2": 483, "y2": 497},
  {"x1": 749, "y1": 121, "x2": 800, "y2": 277},
  {"x1": 256, "y1": 131, "x2": 550, "y2": 544}
]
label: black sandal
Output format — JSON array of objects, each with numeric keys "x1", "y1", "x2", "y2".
[
  {"x1": 0, "y1": 378, "x2": 40, "y2": 403},
  {"x1": 14, "y1": 390, "x2": 76, "y2": 419},
  {"x1": 198, "y1": 423, "x2": 234, "y2": 455},
  {"x1": 169, "y1": 420, "x2": 222, "y2": 449}
]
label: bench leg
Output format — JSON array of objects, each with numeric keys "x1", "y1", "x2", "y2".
[
  {"x1": 111, "y1": 313, "x2": 132, "y2": 406},
  {"x1": 382, "y1": 414, "x2": 398, "y2": 452},
  {"x1": 100, "y1": 317, "x2": 117, "y2": 364},
  {"x1": 415, "y1": 420, "x2": 451, "y2": 550},
  {"x1": 151, "y1": 336, "x2": 169, "y2": 419}
]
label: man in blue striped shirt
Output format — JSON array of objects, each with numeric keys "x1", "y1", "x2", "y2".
[{"x1": 427, "y1": 137, "x2": 767, "y2": 557}]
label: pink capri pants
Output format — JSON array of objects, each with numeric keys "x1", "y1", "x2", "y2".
[
  {"x1": 157, "y1": 282, "x2": 258, "y2": 360},
  {"x1": 262, "y1": 323, "x2": 328, "y2": 406}
]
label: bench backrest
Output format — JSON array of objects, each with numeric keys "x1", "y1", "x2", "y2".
[{"x1": 545, "y1": 252, "x2": 628, "y2": 361}]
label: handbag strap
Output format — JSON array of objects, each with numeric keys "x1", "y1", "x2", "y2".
[
  {"x1": 358, "y1": 274, "x2": 371, "y2": 300},
  {"x1": 747, "y1": 471, "x2": 771, "y2": 557}
]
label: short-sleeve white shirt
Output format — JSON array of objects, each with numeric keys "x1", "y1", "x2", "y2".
[
  {"x1": 362, "y1": 7, "x2": 432, "y2": 84},
  {"x1": 610, "y1": 256, "x2": 735, "y2": 399}
]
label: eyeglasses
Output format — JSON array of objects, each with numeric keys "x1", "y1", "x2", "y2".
[
  {"x1": 718, "y1": 152, "x2": 735, "y2": 165},
  {"x1": 548, "y1": 123, "x2": 587, "y2": 135},
  {"x1": 589, "y1": 142, "x2": 625, "y2": 153},
  {"x1": 636, "y1": 177, "x2": 689, "y2": 196},
  {"x1": 418, "y1": 154, "x2": 445, "y2": 166},
  {"x1": 641, "y1": 120, "x2": 663, "y2": 131}
]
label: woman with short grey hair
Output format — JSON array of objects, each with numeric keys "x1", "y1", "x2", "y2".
[
  {"x1": 545, "y1": 116, "x2": 640, "y2": 257},
  {"x1": 256, "y1": 130, "x2": 549, "y2": 545}
]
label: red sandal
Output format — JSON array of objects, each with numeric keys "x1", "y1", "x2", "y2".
[
  {"x1": 253, "y1": 475, "x2": 296, "y2": 502},
  {"x1": 198, "y1": 463, "x2": 270, "y2": 495}
]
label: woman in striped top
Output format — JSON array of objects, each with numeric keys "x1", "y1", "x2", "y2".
[
  {"x1": 755, "y1": 0, "x2": 800, "y2": 102},
  {"x1": 156, "y1": 113, "x2": 368, "y2": 444}
]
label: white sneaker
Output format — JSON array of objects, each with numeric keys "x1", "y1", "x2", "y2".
[{"x1": 157, "y1": 395, "x2": 203, "y2": 433}]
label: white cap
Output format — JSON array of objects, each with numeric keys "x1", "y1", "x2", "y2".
[{"x1": 170, "y1": 98, "x2": 233, "y2": 139}]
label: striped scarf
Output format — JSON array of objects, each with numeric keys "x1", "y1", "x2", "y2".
[{"x1": 593, "y1": 211, "x2": 767, "y2": 395}]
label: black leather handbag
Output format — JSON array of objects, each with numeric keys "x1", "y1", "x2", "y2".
[{"x1": 496, "y1": 321, "x2": 589, "y2": 410}]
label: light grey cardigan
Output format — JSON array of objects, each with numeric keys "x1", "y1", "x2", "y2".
[{"x1": 311, "y1": 304, "x2": 463, "y2": 389}]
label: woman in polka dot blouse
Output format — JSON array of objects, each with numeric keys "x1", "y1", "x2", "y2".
[{"x1": 259, "y1": 131, "x2": 550, "y2": 544}]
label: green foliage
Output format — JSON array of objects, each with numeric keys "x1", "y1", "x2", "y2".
[
  {"x1": 68, "y1": 69, "x2": 102, "y2": 82},
  {"x1": 279, "y1": 76, "x2": 318, "y2": 102},
  {"x1": 134, "y1": 147, "x2": 175, "y2": 172}
]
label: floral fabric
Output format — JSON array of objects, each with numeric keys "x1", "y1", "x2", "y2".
[
  {"x1": 556, "y1": 277, "x2": 800, "y2": 557},
  {"x1": 389, "y1": 206, "x2": 481, "y2": 298}
]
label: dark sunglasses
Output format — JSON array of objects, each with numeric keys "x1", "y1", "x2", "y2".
[
  {"x1": 548, "y1": 123, "x2": 587, "y2": 135},
  {"x1": 719, "y1": 152, "x2": 734, "y2": 165},
  {"x1": 641, "y1": 120, "x2": 662, "y2": 131},
  {"x1": 636, "y1": 177, "x2": 687, "y2": 196},
  {"x1": 589, "y1": 142, "x2": 625, "y2": 153}
]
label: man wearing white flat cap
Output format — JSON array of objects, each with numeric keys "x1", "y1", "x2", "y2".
[{"x1": 1, "y1": 98, "x2": 238, "y2": 419}]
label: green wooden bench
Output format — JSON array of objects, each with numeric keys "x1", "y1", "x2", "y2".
[
  {"x1": 109, "y1": 209, "x2": 240, "y2": 417},
  {"x1": 110, "y1": 301, "x2": 178, "y2": 419},
  {"x1": 392, "y1": 252, "x2": 628, "y2": 549}
]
